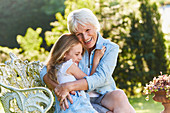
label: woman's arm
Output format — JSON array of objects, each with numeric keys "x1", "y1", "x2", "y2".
[
  {"x1": 40, "y1": 66, "x2": 58, "y2": 90},
  {"x1": 43, "y1": 74, "x2": 58, "y2": 90}
]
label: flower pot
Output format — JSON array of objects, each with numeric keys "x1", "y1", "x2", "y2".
[{"x1": 153, "y1": 90, "x2": 170, "y2": 113}]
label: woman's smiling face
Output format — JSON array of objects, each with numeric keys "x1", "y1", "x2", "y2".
[{"x1": 75, "y1": 24, "x2": 98, "y2": 51}]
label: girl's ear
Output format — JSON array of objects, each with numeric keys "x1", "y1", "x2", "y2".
[
  {"x1": 63, "y1": 53, "x2": 67, "y2": 59},
  {"x1": 64, "y1": 51, "x2": 69, "y2": 61}
]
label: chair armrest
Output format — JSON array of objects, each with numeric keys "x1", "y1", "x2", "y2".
[{"x1": 0, "y1": 82, "x2": 54, "y2": 113}]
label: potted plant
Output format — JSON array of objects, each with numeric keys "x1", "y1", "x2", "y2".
[{"x1": 143, "y1": 72, "x2": 170, "y2": 113}]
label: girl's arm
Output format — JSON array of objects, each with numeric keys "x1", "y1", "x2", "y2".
[
  {"x1": 90, "y1": 46, "x2": 106, "y2": 75},
  {"x1": 66, "y1": 46, "x2": 106, "y2": 79},
  {"x1": 66, "y1": 63, "x2": 87, "y2": 79}
]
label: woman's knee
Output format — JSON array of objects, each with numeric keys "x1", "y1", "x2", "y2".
[
  {"x1": 110, "y1": 89, "x2": 128, "y2": 101},
  {"x1": 101, "y1": 89, "x2": 128, "y2": 106}
]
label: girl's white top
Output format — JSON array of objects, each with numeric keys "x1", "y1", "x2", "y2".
[
  {"x1": 56, "y1": 59, "x2": 99, "y2": 97},
  {"x1": 56, "y1": 59, "x2": 77, "y2": 84}
]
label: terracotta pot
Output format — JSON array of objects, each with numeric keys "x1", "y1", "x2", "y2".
[{"x1": 153, "y1": 90, "x2": 170, "y2": 113}]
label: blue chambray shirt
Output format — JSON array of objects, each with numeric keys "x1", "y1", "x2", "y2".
[
  {"x1": 40, "y1": 32, "x2": 119, "y2": 95},
  {"x1": 79, "y1": 32, "x2": 119, "y2": 94}
]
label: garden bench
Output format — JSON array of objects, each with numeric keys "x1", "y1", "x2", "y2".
[
  {"x1": 0, "y1": 52, "x2": 54, "y2": 113},
  {"x1": 0, "y1": 53, "x2": 108, "y2": 113}
]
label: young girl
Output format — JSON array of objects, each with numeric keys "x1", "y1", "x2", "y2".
[{"x1": 46, "y1": 34, "x2": 105, "y2": 113}]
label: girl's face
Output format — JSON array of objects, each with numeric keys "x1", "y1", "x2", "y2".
[{"x1": 64, "y1": 43, "x2": 83, "y2": 65}]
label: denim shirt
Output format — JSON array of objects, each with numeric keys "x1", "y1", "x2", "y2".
[
  {"x1": 80, "y1": 32, "x2": 119, "y2": 94},
  {"x1": 40, "y1": 32, "x2": 119, "y2": 95}
]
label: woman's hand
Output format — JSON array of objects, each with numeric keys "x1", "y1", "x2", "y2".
[{"x1": 54, "y1": 83, "x2": 75, "y2": 110}]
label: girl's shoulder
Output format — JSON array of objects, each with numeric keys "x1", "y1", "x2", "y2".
[{"x1": 58, "y1": 59, "x2": 75, "y2": 74}]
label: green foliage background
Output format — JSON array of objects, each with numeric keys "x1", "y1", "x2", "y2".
[
  {"x1": 0, "y1": 0, "x2": 169, "y2": 95},
  {"x1": 0, "y1": 0, "x2": 65, "y2": 48}
]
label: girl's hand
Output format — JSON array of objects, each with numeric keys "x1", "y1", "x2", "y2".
[
  {"x1": 94, "y1": 46, "x2": 106, "y2": 61},
  {"x1": 90, "y1": 46, "x2": 106, "y2": 75}
]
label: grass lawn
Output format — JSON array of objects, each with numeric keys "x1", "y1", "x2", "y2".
[
  {"x1": 0, "y1": 94, "x2": 164, "y2": 113},
  {"x1": 129, "y1": 94, "x2": 164, "y2": 113}
]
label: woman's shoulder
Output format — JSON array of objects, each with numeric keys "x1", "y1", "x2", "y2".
[{"x1": 103, "y1": 40, "x2": 119, "y2": 50}]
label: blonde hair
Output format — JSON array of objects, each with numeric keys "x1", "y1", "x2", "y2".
[
  {"x1": 67, "y1": 8, "x2": 100, "y2": 34},
  {"x1": 46, "y1": 34, "x2": 81, "y2": 83}
]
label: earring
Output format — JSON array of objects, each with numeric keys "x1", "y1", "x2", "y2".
[{"x1": 63, "y1": 56, "x2": 66, "y2": 60}]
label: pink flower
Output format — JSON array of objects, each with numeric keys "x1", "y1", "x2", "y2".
[{"x1": 143, "y1": 73, "x2": 170, "y2": 100}]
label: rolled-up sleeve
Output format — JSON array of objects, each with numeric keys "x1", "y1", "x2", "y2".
[
  {"x1": 84, "y1": 44, "x2": 119, "y2": 91},
  {"x1": 40, "y1": 66, "x2": 47, "y2": 85}
]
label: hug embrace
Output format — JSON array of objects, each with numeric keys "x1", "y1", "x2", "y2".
[{"x1": 40, "y1": 8, "x2": 136, "y2": 113}]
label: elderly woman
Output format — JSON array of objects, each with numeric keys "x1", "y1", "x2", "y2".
[{"x1": 40, "y1": 8, "x2": 135, "y2": 113}]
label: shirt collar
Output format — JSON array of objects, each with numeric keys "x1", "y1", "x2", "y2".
[{"x1": 95, "y1": 32, "x2": 105, "y2": 50}]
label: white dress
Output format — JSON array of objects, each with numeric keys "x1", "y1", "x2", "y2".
[{"x1": 54, "y1": 59, "x2": 97, "y2": 113}]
